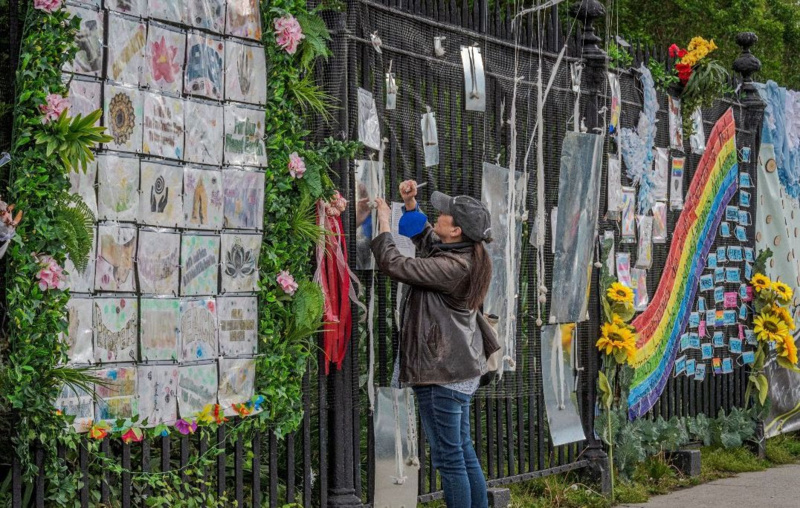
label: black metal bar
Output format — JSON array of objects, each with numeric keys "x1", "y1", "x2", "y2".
[
  {"x1": 80, "y1": 438, "x2": 89, "y2": 507},
  {"x1": 287, "y1": 432, "x2": 296, "y2": 504},
  {"x1": 12, "y1": 449, "x2": 21, "y2": 508},
  {"x1": 252, "y1": 432, "x2": 262, "y2": 508},
  {"x1": 122, "y1": 443, "x2": 131, "y2": 508},
  {"x1": 100, "y1": 439, "x2": 110, "y2": 505},
  {"x1": 270, "y1": 431, "x2": 279, "y2": 508},
  {"x1": 217, "y1": 425, "x2": 226, "y2": 499},
  {"x1": 142, "y1": 439, "x2": 152, "y2": 499},
  {"x1": 303, "y1": 369, "x2": 312, "y2": 508},
  {"x1": 235, "y1": 432, "x2": 244, "y2": 507},
  {"x1": 198, "y1": 434, "x2": 207, "y2": 495},
  {"x1": 180, "y1": 436, "x2": 189, "y2": 483},
  {"x1": 161, "y1": 434, "x2": 170, "y2": 473}
]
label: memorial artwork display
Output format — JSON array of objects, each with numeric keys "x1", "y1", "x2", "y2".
[
  {"x1": 57, "y1": 0, "x2": 262, "y2": 428},
  {"x1": 541, "y1": 324, "x2": 586, "y2": 446},
  {"x1": 628, "y1": 109, "x2": 738, "y2": 419}
]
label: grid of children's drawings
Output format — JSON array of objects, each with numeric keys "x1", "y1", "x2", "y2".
[{"x1": 56, "y1": 0, "x2": 265, "y2": 431}]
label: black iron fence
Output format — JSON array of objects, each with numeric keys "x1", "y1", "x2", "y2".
[{"x1": 1, "y1": 0, "x2": 767, "y2": 506}]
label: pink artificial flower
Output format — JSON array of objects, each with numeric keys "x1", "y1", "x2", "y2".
[
  {"x1": 121, "y1": 427, "x2": 143, "y2": 444},
  {"x1": 324, "y1": 191, "x2": 348, "y2": 217},
  {"x1": 150, "y1": 36, "x2": 180, "y2": 84},
  {"x1": 39, "y1": 94, "x2": 69, "y2": 124},
  {"x1": 288, "y1": 152, "x2": 306, "y2": 179},
  {"x1": 174, "y1": 419, "x2": 197, "y2": 435},
  {"x1": 35, "y1": 255, "x2": 66, "y2": 291},
  {"x1": 277, "y1": 270, "x2": 299, "y2": 295},
  {"x1": 273, "y1": 15, "x2": 305, "y2": 55},
  {"x1": 34, "y1": 0, "x2": 62, "y2": 13}
]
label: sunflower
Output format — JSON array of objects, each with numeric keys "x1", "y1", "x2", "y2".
[
  {"x1": 607, "y1": 282, "x2": 634, "y2": 304},
  {"x1": 754, "y1": 313, "x2": 789, "y2": 343},
  {"x1": 597, "y1": 322, "x2": 636, "y2": 362},
  {"x1": 771, "y1": 281, "x2": 794, "y2": 303},
  {"x1": 751, "y1": 273, "x2": 771, "y2": 292},
  {"x1": 771, "y1": 305, "x2": 796, "y2": 331},
  {"x1": 776, "y1": 333, "x2": 799, "y2": 365}
]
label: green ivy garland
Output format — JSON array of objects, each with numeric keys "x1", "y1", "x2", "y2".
[{"x1": 0, "y1": 0, "x2": 359, "y2": 503}]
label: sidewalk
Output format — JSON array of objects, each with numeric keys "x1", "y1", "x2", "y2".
[{"x1": 619, "y1": 463, "x2": 800, "y2": 507}]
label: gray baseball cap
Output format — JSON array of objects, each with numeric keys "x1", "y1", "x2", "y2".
[{"x1": 431, "y1": 191, "x2": 492, "y2": 243}]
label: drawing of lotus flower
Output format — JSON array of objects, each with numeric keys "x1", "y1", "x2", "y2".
[{"x1": 150, "y1": 36, "x2": 180, "y2": 83}]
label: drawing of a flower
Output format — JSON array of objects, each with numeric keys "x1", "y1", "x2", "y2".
[
  {"x1": 109, "y1": 92, "x2": 136, "y2": 145},
  {"x1": 150, "y1": 36, "x2": 180, "y2": 84},
  {"x1": 225, "y1": 242, "x2": 256, "y2": 279}
]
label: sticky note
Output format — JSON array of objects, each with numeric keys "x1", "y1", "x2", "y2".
[
  {"x1": 715, "y1": 267, "x2": 726, "y2": 283},
  {"x1": 745, "y1": 329, "x2": 757, "y2": 345},
  {"x1": 686, "y1": 359, "x2": 696, "y2": 377},
  {"x1": 739, "y1": 304, "x2": 748, "y2": 321},
  {"x1": 723, "y1": 310, "x2": 737, "y2": 325},
  {"x1": 689, "y1": 312, "x2": 700, "y2": 328},
  {"x1": 702, "y1": 343, "x2": 713, "y2": 359},
  {"x1": 740, "y1": 172, "x2": 752, "y2": 188},
  {"x1": 713, "y1": 332, "x2": 724, "y2": 347},
  {"x1": 707, "y1": 254, "x2": 718, "y2": 269},
  {"x1": 689, "y1": 333, "x2": 701, "y2": 349},
  {"x1": 717, "y1": 246, "x2": 727, "y2": 262},
  {"x1": 728, "y1": 246, "x2": 743, "y2": 261},
  {"x1": 700, "y1": 274, "x2": 714, "y2": 291},
  {"x1": 695, "y1": 363, "x2": 707, "y2": 381},
  {"x1": 742, "y1": 351, "x2": 755, "y2": 364},
  {"x1": 726, "y1": 206, "x2": 739, "y2": 222},
  {"x1": 715, "y1": 286, "x2": 725, "y2": 304},
  {"x1": 720, "y1": 222, "x2": 731, "y2": 237},
  {"x1": 744, "y1": 248, "x2": 754, "y2": 262},
  {"x1": 730, "y1": 338, "x2": 743, "y2": 354},
  {"x1": 722, "y1": 358, "x2": 733, "y2": 374},
  {"x1": 724, "y1": 292, "x2": 738, "y2": 308},
  {"x1": 740, "y1": 190, "x2": 751, "y2": 207},
  {"x1": 745, "y1": 262, "x2": 753, "y2": 280},
  {"x1": 698, "y1": 297, "x2": 706, "y2": 312},
  {"x1": 735, "y1": 225, "x2": 748, "y2": 242}
]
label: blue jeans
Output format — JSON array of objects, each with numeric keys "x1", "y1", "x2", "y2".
[{"x1": 413, "y1": 385, "x2": 488, "y2": 508}]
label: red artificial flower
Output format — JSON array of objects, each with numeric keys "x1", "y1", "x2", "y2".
[
  {"x1": 668, "y1": 44, "x2": 680, "y2": 58},
  {"x1": 121, "y1": 427, "x2": 144, "y2": 444},
  {"x1": 675, "y1": 63, "x2": 693, "y2": 85},
  {"x1": 677, "y1": 48, "x2": 688, "y2": 58}
]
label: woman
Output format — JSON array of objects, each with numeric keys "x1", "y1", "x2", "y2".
[{"x1": 371, "y1": 180, "x2": 499, "y2": 508}]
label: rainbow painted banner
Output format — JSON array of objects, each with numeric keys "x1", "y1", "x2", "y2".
[{"x1": 627, "y1": 108, "x2": 738, "y2": 419}]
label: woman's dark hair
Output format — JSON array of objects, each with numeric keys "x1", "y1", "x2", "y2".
[{"x1": 453, "y1": 216, "x2": 493, "y2": 310}]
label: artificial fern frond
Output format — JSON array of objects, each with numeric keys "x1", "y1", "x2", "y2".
[{"x1": 53, "y1": 194, "x2": 95, "y2": 272}]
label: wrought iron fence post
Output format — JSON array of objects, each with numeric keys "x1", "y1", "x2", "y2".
[
  {"x1": 733, "y1": 31, "x2": 767, "y2": 460},
  {"x1": 324, "y1": 2, "x2": 364, "y2": 506},
  {"x1": 570, "y1": 0, "x2": 611, "y2": 493}
]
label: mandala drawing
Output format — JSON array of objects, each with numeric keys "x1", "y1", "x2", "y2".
[{"x1": 104, "y1": 85, "x2": 142, "y2": 152}]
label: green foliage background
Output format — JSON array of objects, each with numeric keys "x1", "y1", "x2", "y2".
[{"x1": 605, "y1": 0, "x2": 800, "y2": 88}]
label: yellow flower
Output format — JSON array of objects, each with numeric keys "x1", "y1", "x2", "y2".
[
  {"x1": 681, "y1": 52, "x2": 698, "y2": 67},
  {"x1": 771, "y1": 281, "x2": 794, "y2": 302},
  {"x1": 754, "y1": 313, "x2": 789, "y2": 343},
  {"x1": 771, "y1": 305, "x2": 796, "y2": 331},
  {"x1": 776, "y1": 333, "x2": 799, "y2": 365},
  {"x1": 197, "y1": 404, "x2": 216, "y2": 425},
  {"x1": 751, "y1": 273, "x2": 772, "y2": 292},
  {"x1": 597, "y1": 322, "x2": 636, "y2": 362},
  {"x1": 607, "y1": 282, "x2": 633, "y2": 304}
]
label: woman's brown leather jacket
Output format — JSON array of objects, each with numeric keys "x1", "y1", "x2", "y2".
[{"x1": 371, "y1": 224, "x2": 500, "y2": 385}]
